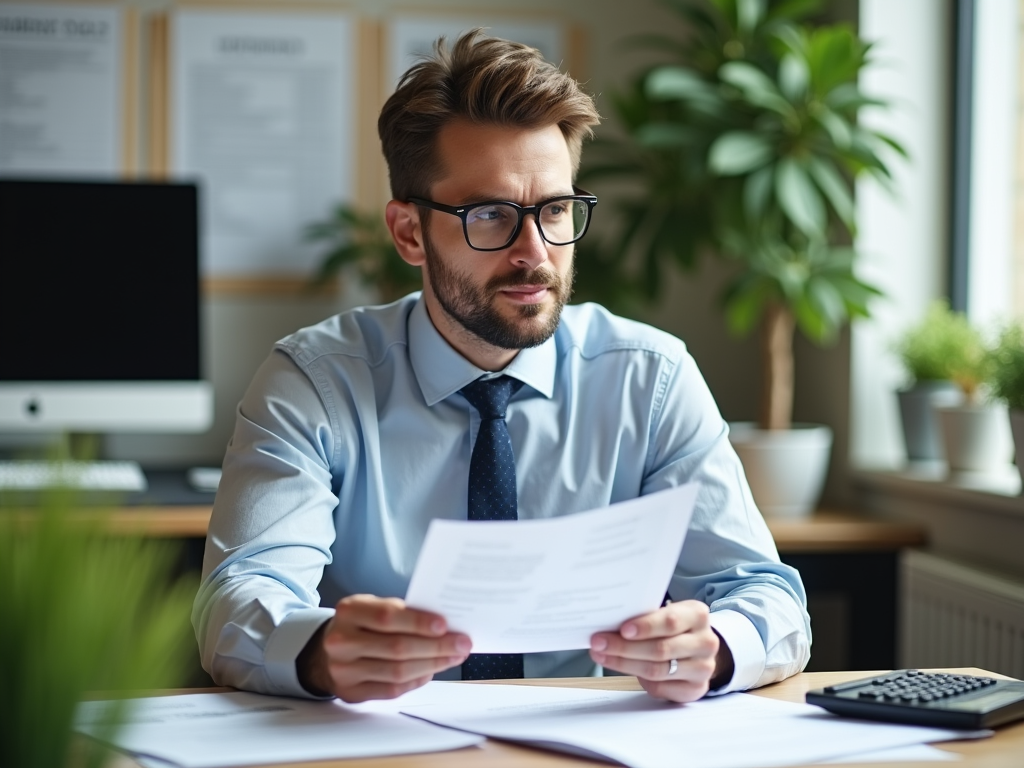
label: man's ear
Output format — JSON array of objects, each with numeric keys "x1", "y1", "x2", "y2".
[{"x1": 386, "y1": 200, "x2": 426, "y2": 267}]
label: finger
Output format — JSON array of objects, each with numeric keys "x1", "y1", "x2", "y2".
[
  {"x1": 590, "y1": 627, "x2": 718, "y2": 662},
  {"x1": 618, "y1": 600, "x2": 710, "y2": 641},
  {"x1": 332, "y1": 654, "x2": 466, "y2": 687},
  {"x1": 336, "y1": 675, "x2": 435, "y2": 704},
  {"x1": 326, "y1": 626, "x2": 472, "y2": 663},
  {"x1": 336, "y1": 594, "x2": 450, "y2": 636},
  {"x1": 347, "y1": 629, "x2": 472, "y2": 662},
  {"x1": 592, "y1": 651, "x2": 715, "y2": 684},
  {"x1": 638, "y1": 676, "x2": 710, "y2": 704}
]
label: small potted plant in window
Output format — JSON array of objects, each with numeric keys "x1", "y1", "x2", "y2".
[
  {"x1": 988, "y1": 321, "x2": 1024, "y2": 487},
  {"x1": 891, "y1": 301, "x2": 967, "y2": 463},
  {"x1": 924, "y1": 311, "x2": 1012, "y2": 476}
]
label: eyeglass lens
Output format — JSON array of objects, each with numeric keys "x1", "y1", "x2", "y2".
[{"x1": 464, "y1": 199, "x2": 590, "y2": 249}]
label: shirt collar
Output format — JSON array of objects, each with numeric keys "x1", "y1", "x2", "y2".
[{"x1": 408, "y1": 295, "x2": 556, "y2": 406}]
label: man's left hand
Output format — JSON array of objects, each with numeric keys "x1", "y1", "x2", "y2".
[{"x1": 589, "y1": 600, "x2": 733, "y2": 703}]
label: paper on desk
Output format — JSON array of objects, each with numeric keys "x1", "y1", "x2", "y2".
[
  {"x1": 405, "y1": 483, "x2": 698, "y2": 653},
  {"x1": 74, "y1": 691, "x2": 482, "y2": 768},
  {"x1": 399, "y1": 683, "x2": 989, "y2": 768}
]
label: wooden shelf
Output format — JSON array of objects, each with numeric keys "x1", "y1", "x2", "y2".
[{"x1": 766, "y1": 510, "x2": 926, "y2": 553}]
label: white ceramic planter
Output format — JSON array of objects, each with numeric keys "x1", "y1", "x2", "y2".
[
  {"x1": 1006, "y1": 409, "x2": 1024, "y2": 490},
  {"x1": 935, "y1": 403, "x2": 1013, "y2": 474},
  {"x1": 728, "y1": 422, "x2": 833, "y2": 519}
]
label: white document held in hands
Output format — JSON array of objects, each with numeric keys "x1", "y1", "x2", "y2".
[{"x1": 404, "y1": 483, "x2": 698, "y2": 653}]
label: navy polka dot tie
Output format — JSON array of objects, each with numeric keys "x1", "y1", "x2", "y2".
[{"x1": 459, "y1": 375, "x2": 525, "y2": 680}]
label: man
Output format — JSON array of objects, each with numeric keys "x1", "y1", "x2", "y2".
[{"x1": 193, "y1": 31, "x2": 810, "y2": 705}]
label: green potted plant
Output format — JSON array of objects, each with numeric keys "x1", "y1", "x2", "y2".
[
  {"x1": 0, "y1": 483, "x2": 196, "y2": 768},
  {"x1": 578, "y1": 0, "x2": 901, "y2": 515},
  {"x1": 891, "y1": 300, "x2": 969, "y2": 462},
  {"x1": 306, "y1": 204, "x2": 422, "y2": 303},
  {"x1": 988, "y1": 321, "x2": 1024, "y2": 486},
  {"x1": 912, "y1": 310, "x2": 1011, "y2": 476}
]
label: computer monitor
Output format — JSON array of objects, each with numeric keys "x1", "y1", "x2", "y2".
[{"x1": 0, "y1": 179, "x2": 213, "y2": 434}]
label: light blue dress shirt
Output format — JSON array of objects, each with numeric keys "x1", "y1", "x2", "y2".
[{"x1": 194, "y1": 294, "x2": 810, "y2": 697}]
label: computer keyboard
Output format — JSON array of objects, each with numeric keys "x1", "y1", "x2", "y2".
[
  {"x1": 806, "y1": 669, "x2": 1024, "y2": 729},
  {"x1": 0, "y1": 460, "x2": 148, "y2": 492}
]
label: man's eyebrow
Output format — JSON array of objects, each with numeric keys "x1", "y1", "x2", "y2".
[{"x1": 454, "y1": 189, "x2": 576, "y2": 206}]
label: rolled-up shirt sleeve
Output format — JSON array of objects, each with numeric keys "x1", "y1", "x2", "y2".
[
  {"x1": 192, "y1": 349, "x2": 340, "y2": 697},
  {"x1": 642, "y1": 347, "x2": 812, "y2": 693}
]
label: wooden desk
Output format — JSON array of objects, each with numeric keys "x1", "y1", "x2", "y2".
[
  {"x1": 104, "y1": 669, "x2": 1021, "y2": 768},
  {"x1": 84, "y1": 506, "x2": 928, "y2": 551}
]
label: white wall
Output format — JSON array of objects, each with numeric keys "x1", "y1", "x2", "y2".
[{"x1": 851, "y1": 0, "x2": 952, "y2": 469}]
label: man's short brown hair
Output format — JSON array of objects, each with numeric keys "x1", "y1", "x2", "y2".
[{"x1": 378, "y1": 30, "x2": 600, "y2": 202}]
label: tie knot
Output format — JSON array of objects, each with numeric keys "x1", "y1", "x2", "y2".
[{"x1": 460, "y1": 375, "x2": 523, "y2": 420}]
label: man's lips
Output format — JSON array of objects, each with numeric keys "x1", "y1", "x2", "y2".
[{"x1": 498, "y1": 284, "x2": 551, "y2": 304}]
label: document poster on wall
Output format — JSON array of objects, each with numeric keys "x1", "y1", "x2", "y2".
[
  {"x1": 0, "y1": 3, "x2": 125, "y2": 175},
  {"x1": 387, "y1": 15, "x2": 565, "y2": 92},
  {"x1": 169, "y1": 9, "x2": 354, "y2": 280}
]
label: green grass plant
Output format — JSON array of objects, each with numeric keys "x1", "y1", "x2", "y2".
[
  {"x1": 894, "y1": 300, "x2": 991, "y2": 401},
  {"x1": 989, "y1": 322, "x2": 1024, "y2": 412},
  {"x1": 0, "y1": 482, "x2": 197, "y2": 768}
]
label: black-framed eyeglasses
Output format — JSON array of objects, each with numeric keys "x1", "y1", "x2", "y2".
[{"x1": 408, "y1": 187, "x2": 598, "y2": 252}]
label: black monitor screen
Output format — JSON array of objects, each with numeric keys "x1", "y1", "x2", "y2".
[{"x1": 0, "y1": 179, "x2": 201, "y2": 382}]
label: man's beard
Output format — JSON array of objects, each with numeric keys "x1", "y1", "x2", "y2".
[{"x1": 423, "y1": 231, "x2": 573, "y2": 351}]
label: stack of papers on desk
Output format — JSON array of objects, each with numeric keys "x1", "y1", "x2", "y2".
[
  {"x1": 392, "y1": 683, "x2": 989, "y2": 768},
  {"x1": 76, "y1": 682, "x2": 986, "y2": 767},
  {"x1": 74, "y1": 691, "x2": 483, "y2": 767}
]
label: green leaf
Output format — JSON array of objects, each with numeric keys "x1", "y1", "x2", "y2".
[
  {"x1": 816, "y1": 107, "x2": 853, "y2": 149},
  {"x1": 778, "y1": 53, "x2": 809, "y2": 101},
  {"x1": 771, "y1": 24, "x2": 807, "y2": 57},
  {"x1": 718, "y1": 62, "x2": 795, "y2": 117},
  {"x1": 723, "y1": 274, "x2": 777, "y2": 336},
  {"x1": 792, "y1": 298, "x2": 825, "y2": 341},
  {"x1": 765, "y1": 0, "x2": 822, "y2": 22},
  {"x1": 806, "y1": 157, "x2": 855, "y2": 230},
  {"x1": 824, "y1": 83, "x2": 886, "y2": 111},
  {"x1": 832, "y1": 275, "x2": 882, "y2": 316},
  {"x1": 719, "y1": 61, "x2": 777, "y2": 96},
  {"x1": 807, "y1": 25, "x2": 866, "y2": 93},
  {"x1": 775, "y1": 158, "x2": 826, "y2": 236},
  {"x1": 646, "y1": 66, "x2": 713, "y2": 100},
  {"x1": 806, "y1": 277, "x2": 846, "y2": 338},
  {"x1": 874, "y1": 131, "x2": 910, "y2": 159},
  {"x1": 635, "y1": 122, "x2": 697, "y2": 148},
  {"x1": 736, "y1": 0, "x2": 767, "y2": 35},
  {"x1": 743, "y1": 165, "x2": 774, "y2": 221},
  {"x1": 708, "y1": 132, "x2": 773, "y2": 175}
]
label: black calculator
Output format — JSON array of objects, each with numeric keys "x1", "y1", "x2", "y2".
[{"x1": 806, "y1": 670, "x2": 1024, "y2": 729}]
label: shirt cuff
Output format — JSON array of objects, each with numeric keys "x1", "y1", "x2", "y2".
[
  {"x1": 707, "y1": 609, "x2": 766, "y2": 695},
  {"x1": 264, "y1": 607, "x2": 336, "y2": 698}
]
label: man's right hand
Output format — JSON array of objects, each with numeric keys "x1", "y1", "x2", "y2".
[{"x1": 296, "y1": 594, "x2": 472, "y2": 703}]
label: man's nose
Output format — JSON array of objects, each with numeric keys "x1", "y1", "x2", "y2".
[{"x1": 506, "y1": 214, "x2": 549, "y2": 271}]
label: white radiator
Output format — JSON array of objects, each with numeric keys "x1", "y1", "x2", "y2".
[{"x1": 901, "y1": 550, "x2": 1024, "y2": 679}]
